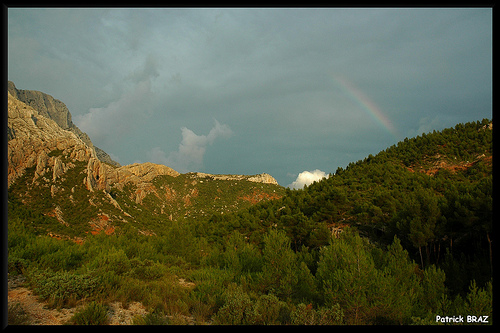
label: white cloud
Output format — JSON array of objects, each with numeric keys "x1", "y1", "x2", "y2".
[
  {"x1": 148, "y1": 119, "x2": 233, "y2": 173},
  {"x1": 288, "y1": 169, "x2": 329, "y2": 189}
]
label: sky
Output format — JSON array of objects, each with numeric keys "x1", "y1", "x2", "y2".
[{"x1": 8, "y1": 8, "x2": 492, "y2": 188}]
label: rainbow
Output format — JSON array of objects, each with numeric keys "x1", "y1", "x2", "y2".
[{"x1": 333, "y1": 76, "x2": 399, "y2": 139}]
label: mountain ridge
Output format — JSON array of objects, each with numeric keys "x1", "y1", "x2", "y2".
[{"x1": 7, "y1": 84, "x2": 284, "y2": 240}]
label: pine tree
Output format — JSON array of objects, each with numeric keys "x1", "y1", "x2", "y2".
[
  {"x1": 261, "y1": 229, "x2": 297, "y2": 300},
  {"x1": 316, "y1": 229, "x2": 380, "y2": 324}
]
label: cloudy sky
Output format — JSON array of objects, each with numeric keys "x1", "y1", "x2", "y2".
[{"x1": 8, "y1": 8, "x2": 492, "y2": 187}]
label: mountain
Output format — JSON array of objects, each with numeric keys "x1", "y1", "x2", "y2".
[{"x1": 7, "y1": 84, "x2": 284, "y2": 241}]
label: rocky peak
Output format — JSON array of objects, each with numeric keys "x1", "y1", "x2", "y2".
[
  {"x1": 8, "y1": 81, "x2": 73, "y2": 130},
  {"x1": 7, "y1": 92, "x2": 95, "y2": 187},
  {"x1": 8, "y1": 81, "x2": 120, "y2": 167},
  {"x1": 247, "y1": 173, "x2": 279, "y2": 185},
  {"x1": 7, "y1": 92, "x2": 178, "y2": 205}
]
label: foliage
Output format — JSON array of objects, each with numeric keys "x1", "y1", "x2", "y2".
[
  {"x1": 70, "y1": 302, "x2": 109, "y2": 325},
  {"x1": 261, "y1": 229, "x2": 298, "y2": 299},
  {"x1": 211, "y1": 283, "x2": 254, "y2": 325},
  {"x1": 290, "y1": 303, "x2": 344, "y2": 325},
  {"x1": 24, "y1": 267, "x2": 102, "y2": 308},
  {"x1": 8, "y1": 302, "x2": 31, "y2": 325},
  {"x1": 132, "y1": 310, "x2": 170, "y2": 325}
]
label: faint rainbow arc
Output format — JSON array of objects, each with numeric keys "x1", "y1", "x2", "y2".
[{"x1": 333, "y1": 76, "x2": 399, "y2": 139}]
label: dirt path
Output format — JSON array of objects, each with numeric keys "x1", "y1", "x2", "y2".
[
  {"x1": 7, "y1": 274, "x2": 147, "y2": 325},
  {"x1": 8, "y1": 285, "x2": 81, "y2": 325}
]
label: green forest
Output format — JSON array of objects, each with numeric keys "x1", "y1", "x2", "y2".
[{"x1": 8, "y1": 119, "x2": 492, "y2": 325}]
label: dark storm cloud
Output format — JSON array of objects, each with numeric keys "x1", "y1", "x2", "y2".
[{"x1": 8, "y1": 8, "x2": 492, "y2": 186}]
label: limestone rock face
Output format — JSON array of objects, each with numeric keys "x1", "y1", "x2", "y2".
[
  {"x1": 52, "y1": 157, "x2": 66, "y2": 181},
  {"x1": 120, "y1": 162, "x2": 180, "y2": 183},
  {"x1": 8, "y1": 81, "x2": 120, "y2": 167},
  {"x1": 85, "y1": 157, "x2": 110, "y2": 192},
  {"x1": 247, "y1": 173, "x2": 279, "y2": 185},
  {"x1": 192, "y1": 172, "x2": 278, "y2": 185},
  {"x1": 7, "y1": 92, "x2": 95, "y2": 187},
  {"x1": 8, "y1": 91, "x2": 178, "y2": 196},
  {"x1": 8, "y1": 81, "x2": 73, "y2": 130}
]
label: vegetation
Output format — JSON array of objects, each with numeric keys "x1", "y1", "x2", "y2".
[
  {"x1": 7, "y1": 303, "x2": 31, "y2": 325},
  {"x1": 69, "y1": 302, "x2": 109, "y2": 325},
  {"x1": 8, "y1": 119, "x2": 492, "y2": 325}
]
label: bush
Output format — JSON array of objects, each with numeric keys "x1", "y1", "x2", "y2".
[
  {"x1": 87, "y1": 247, "x2": 131, "y2": 275},
  {"x1": 190, "y1": 267, "x2": 233, "y2": 307},
  {"x1": 211, "y1": 283, "x2": 253, "y2": 325},
  {"x1": 127, "y1": 259, "x2": 167, "y2": 280},
  {"x1": 25, "y1": 267, "x2": 101, "y2": 308},
  {"x1": 8, "y1": 302, "x2": 31, "y2": 325},
  {"x1": 8, "y1": 256, "x2": 29, "y2": 275},
  {"x1": 132, "y1": 310, "x2": 170, "y2": 325},
  {"x1": 70, "y1": 302, "x2": 109, "y2": 325},
  {"x1": 39, "y1": 248, "x2": 85, "y2": 271},
  {"x1": 247, "y1": 293, "x2": 284, "y2": 325},
  {"x1": 212, "y1": 285, "x2": 297, "y2": 325},
  {"x1": 290, "y1": 303, "x2": 344, "y2": 325}
]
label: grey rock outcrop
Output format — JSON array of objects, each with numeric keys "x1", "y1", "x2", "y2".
[
  {"x1": 8, "y1": 81, "x2": 120, "y2": 167},
  {"x1": 191, "y1": 172, "x2": 278, "y2": 185},
  {"x1": 247, "y1": 173, "x2": 279, "y2": 185}
]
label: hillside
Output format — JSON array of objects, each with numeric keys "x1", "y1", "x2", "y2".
[
  {"x1": 199, "y1": 118, "x2": 492, "y2": 294},
  {"x1": 7, "y1": 83, "x2": 492, "y2": 325}
]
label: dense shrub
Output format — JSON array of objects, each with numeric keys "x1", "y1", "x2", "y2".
[
  {"x1": 290, "y1": 303, "x2": 344, "y2": 325},
  {"x1": 8, "y1": 256, "x2": 29, "y2": 275},
  {"x1": 70, "y1": 302, "x2": 109, "y2": 325},
  {"x1": 246, "y1": 293, "x2": 284, "y2": 325},
  {"x1": 132, "y1": 310, "x2": 170, "y2": 325},
  {"x1": 211, "y1": 283, "x2": 254, "y2": 325},
  {"x1": 8, "y1": 302, "x2": 31, "y2": 325},
  {"x1": 25, "y1": 267, "x2": 102, "y2": 308}
]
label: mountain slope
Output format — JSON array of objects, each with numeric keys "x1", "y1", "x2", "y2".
[
  {"x1": 196, "y1": 119, "x2": 492, "y2": 293},
  {"x1": 7, "y1": 87, "x2": 284, "y2": 241}
]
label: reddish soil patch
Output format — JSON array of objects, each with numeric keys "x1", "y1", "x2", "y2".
[{"x1": 239, "y1": 190, "x2": 282, "y2": 204}]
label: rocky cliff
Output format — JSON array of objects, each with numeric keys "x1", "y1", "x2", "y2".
[
  {"x1": 191, "y1": 172, "x2": 278, "y2": 185},
  {"x1": 8, "y1": 81, "x2": 120, "y2": 167},
  {"x1": 8, "y1": 91, "x2": 179, "y2": 193},
  {"x1": 7, "y1": 92, "x2": 95, "y2": 188}
]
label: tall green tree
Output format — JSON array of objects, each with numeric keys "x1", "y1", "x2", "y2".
[
  {"x1": 260, "y1": 229, "x2": 297, "y2": 300},
  {"x1": 316, "y1": 229, "x2": 381, "y2": 324},
  {"x1": 376, "y1": 236, "x2": 422, "y2": 324},
  {"x1": 395, "y1": 187, "x2": 442, "y2": 267}
]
